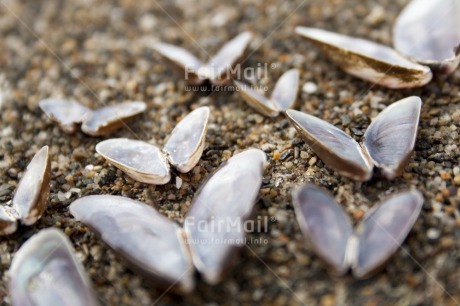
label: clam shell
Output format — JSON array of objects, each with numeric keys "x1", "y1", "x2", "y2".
[
  {"x1": 393, "y1": 0, "x2": 460, "y2": 74},
  {"x1": 292, "y1": 184, "x2": 423, "y2": 278},
  {"x1": 164, "y1": 107, "x2": 210, "y2": 173},
  {"x1": 234, "y1": 69, "x2": 299, "y2": 117},
  {"x1": 12, "y1": 146, "x2": 51, "y2": 226},
  {"x1": 292, "y1": 184, "x2": 352, "y2": 275},
  {"x1": 353, "y1": 190, "x2": 423, "y2": 278},
  {"x1": 39, "y1": 99, "x2": 91, "y2": 133},
  {"x1": 362, "y1": 96, "x2": 421, "y2": 179},
  {"x1": 95, "y1": 138, "x2": 171, "y2": 185},
  {"x1": 153, "y1": 32, "x2": 252, "y2": 85},
  {"x1": 295, "y1": 27, "x2": 433, "y2": 89},
  {"x1": 204, "y1": 31, "x2": 253, "y2": 85},
  {"x1": 152, "y1": 43, "x2": 205, "y2": 85},
  {"x1": 234, "y1": 80, "x2": 279, "y2": 117},
  {"x1": 286, "y1": 109, "x2": 373, "y2": 181},
  {"x1": 9, "y1": 228, "x2": 100, "y2": 306},
  {"x1": 183, "y1": 149, "x2": 267, "y2": 284},
  {"x1": 81, "y1": 101, "x2": 146, "y2": 136},
  {"x1": 70, "y1": 195, "x2": 195, "y2": 293},
  {"x1": 270, "y1": 69, "x2": 299, "y2": 111}
]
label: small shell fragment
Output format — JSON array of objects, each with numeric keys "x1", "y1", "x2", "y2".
[
  {"x1": 164, "y1": 107, "x2": 210, "y2": 173},
  {"x1": 234, "y1": 69, "x2": 300, "y2": 117},
  {"x1": 81, "y1": 101, "x2": 147, "y2": 136},
  {"x1": 70, "y1": 149, "x2": 267, "y2": 291},
  {"x1": 39, "y1": 99, "x2": 91, "y2": 133},
  {"x1": 9, "y1": 228, "x2": 100, "y2": 306},
  {"x1": 286, "y1": 97, "x2": 421, "y2": 181},
  {"x1": 393, "y1": 0, "x2": 460, "y2": 74},
  {"x1": 153, "y1": 32, "x2": 252, "y2": 85},
  {"x1": 292, "y1": 184, "x2": 423, "y2": 278},
  {"x1": 295, "y1": 27, "x2": 433, "y2": 89},
  {"x1": 9, "y1": 146, "x2": 51, "y2": 227},
  {"x1": 96, "y1": 107, "x2": 209, "y2": 185},
  {"x1": 0, "y1": 206, "x2": 19, "y2": 236},
  {"x1": 96, "y1": 139, "x2": 171, "y2": 185}
]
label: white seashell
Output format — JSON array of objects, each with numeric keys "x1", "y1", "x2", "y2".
[
  {"x1": 183, "y1": 148, "x2": 267, "y2": 284},
  {"x1": 234, "y1": 69, "x2": 299, "y2": 117},
  {"x1": 39, "y1": 99, "x2": 147, "y2": 136},
  {"x1": 152, "y1": 32, "x2": 252, "y2": 85},
  {"x1": 96, "y1": 107, "x2": 210, "y2": 185},
  {"x1": 393, "y1": 0, "x2": 460, "y2": 74},
  {"x1": 81, "y1": 101, "x2": 147, "y2": 136},
  {"x1": 286, "y1": 96, "x2": 421, "y2": 181},
  {"x1": 70, "y1": 148, "x2": 267, "y2": 292},
  {"x1": 96, "y1": 139, "x2": 171, "y2": 185},
  {"x1": 292, "y1": 184, "x2": 423, "y2": 278},
  {"x1": 295, "y1": 27, "x2": 433, "y2": 89},
  {"x1": 164, "y1": 107, "x2": 210, "y2": 173},
  {"x1": 10, "y1": 146, "x2": 50, "y2": 227},
  {"x1": 9, "y1": 228, "x2": 100, "y2": 306},
  {"x1": 70, "y1": 195, "x2": 195, "y2": 293},
  {"x1": 0, "y1": 206, "x2": 19, "y2": 236},
  {"x1": 39, "y1": 99, "x2": 91, "y2": 133}
]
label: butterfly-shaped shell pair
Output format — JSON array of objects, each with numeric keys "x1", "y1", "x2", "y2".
[
  {"x1": 70, "y1": 149, "x2": 267, "y2": 293},
  {"x1": 296, "y1": 0, "x2": 460, "y2": 88},
  {"x1": 95, "y1": 107, "x2": 210, "y2": 185},
  {"x1": 234, "y1": 69, "x2": 300, "y2": 117},
  {"x1": 292, "y1": 184, "x2": 423, "y2": 278},
  {"x1": 152, "y1": 32, "x2": 252, "y2": 85},
  {"x1": 9, "y1": 228, "x2": 100, "y2": 306},
  {"x1": 286, "y1": 96, "x2": 421, "y2": 181},
  {"x1": 39, "y1": 99, "x2": 147, "y2": 136},
  {"x1": 0, "y1": 146, "x2": 50, "y2": 236}
]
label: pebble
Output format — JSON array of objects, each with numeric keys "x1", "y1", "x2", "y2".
[{"x1": 302, "y1": 82, "x2": 318, "y2": 94}]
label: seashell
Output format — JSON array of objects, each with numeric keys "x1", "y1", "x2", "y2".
[
  {"x1": 9, "y1": 228, "x2": 100, "y2": 306},
  {"x1": 0, "y1": 146, "x2": 51, "y2": 235},
  {"x1": 12, "y1": 146, "x2": 51, "y2": 225},
  {"x1": 393, "y1": 0, "x2": 460, "y2": 74},
  {"x1": 95, "y1": 107, "x2": 210, "y2": 185},
  {"x1": 234, "y1": 69, "x2": 299, "y2": 117},
  {"x1": 292, "y1": 184, "x2": 423, "y2": 278},
  {"x1": 183, "y1": 149, "x2": 267, "y2": 284},
  {"x1": 70, "y1": 148, "x2": 267, "y2": 293},
  {"x1": 39, "y1": 99, "x2": 91, "y2": 134},
  {"x1": 295, "y1": 27, "x2": 433, "y2": 89},
  {"x1": 70, "y1": 195, "x2": 195, "y2": 293},
  {"x1": 286, "y1": 96, "x2": 421, "y2": 181},
  {"x1": 152, "y1": 32, "x2": 252, "y2": 85},
  {"x1": 81, "y1": 101, "x2": 147, "y2": 136},
  {"x1": 39, "y1": 99, "x2": 147, "y2": 136},
  {"x1": 163, "y1": 106, "x2": 210, "y2": 172}
]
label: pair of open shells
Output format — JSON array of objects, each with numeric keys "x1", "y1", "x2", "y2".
[
  {"x1": 0, "y1": 146, "x2": 50, "y2": 235},
  {"x1": 39, "y1": 99, "x2": 146, "y2": 136},
  {"x1": 292, "y1": 184, "x2": 424, "y2": 278},
  {"x1": 286, "y1": 96, "x2": 422, "y2": 181},
  {"x1": 95, "y1": 107, "x2": 210, "y2": 185},
  {"x1": 152, "y1": 32, "x2": 252, "y2": 85},
  {"x1": 296, "y1": 0, "x2": 460, "y2": 88},
  {"x1": 55, "y1": 149, "x2": 264, "y2": 297}
]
